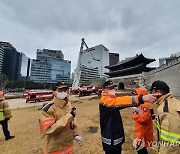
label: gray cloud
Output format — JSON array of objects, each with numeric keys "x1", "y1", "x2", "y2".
[{"x1": 0, "y1": 0, "x2": 180, "y2": 70}]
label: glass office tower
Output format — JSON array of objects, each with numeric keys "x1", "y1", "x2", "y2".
[
  {"x1": 0, "y1": 42, "x2": 21, "y2": 81},
  {"x1": 30, "y1": 49, "x2": 71, "y2": 84}
]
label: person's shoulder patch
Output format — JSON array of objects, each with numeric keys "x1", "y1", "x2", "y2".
[
  {"x1": 106, "y1": 98, "x2": 112, "y2": 101},
  {"x1": 143, "y1": 107, "x2": 147, "y2": 112}
]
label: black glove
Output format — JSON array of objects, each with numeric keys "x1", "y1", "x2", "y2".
[
  {"x1": 6, "y1": 118, "x2": 10, "y2": 120},
  {"x1": 70, "y1": 107, "x2": 76, "y2": 118},
  {"x1": 150, "y1": 108, "x2": 155, "y2": 120}
]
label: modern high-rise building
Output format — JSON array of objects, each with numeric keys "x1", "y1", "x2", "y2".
[
  {"x1": 30, "y1": 49, "x2": 71, "y2": 84},
  {"x1": 36, "y1": 49, "x2": 64, "y2": 61},
  {"x1": 159, "y1": 51, "x2": 180, "y2": 66},
  {"x1": 72, "y1": 39, "x2": 109, "y2": 89},
  {"x1": 0, "y1": 42, "x2": 21, "y2": 80},
  {"x1": 19, "y1": 53, "x2": 31, "y2": 81},
  {"x1": 109, "y1": 53, "x2": 119, "y2": 66},
  {"x1": 0, "y1": 46, "x2": 4, "y2": 74}
]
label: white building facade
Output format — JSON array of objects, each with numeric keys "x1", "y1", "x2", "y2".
[{"x1": 72, "y1": 44, "x2": 109, "y2": 89}]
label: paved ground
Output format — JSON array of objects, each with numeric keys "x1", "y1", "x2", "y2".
[
  {"x1": 7, "y1": 94, "x2": 99, "y2": 110},
  {"x1": 7, "y1": 98, "x2": 48, "y2": 109},
  {"x1": 5, "y1": 92, "x2": 22, "y2": 97}
]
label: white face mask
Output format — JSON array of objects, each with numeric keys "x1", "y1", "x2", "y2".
[
  {"x1": 108, "y1": 89, "x2": 116, "y2": 96},
  {"x1": 57, "y1": 92, "x2": 67, "y2": 99}
]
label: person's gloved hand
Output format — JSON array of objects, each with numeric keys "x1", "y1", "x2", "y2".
[
  {"x1": 74, "y1": 135, "x2": 83, "y2": 142},
  {"x1": 151, "y1": 114, "x2": 156, "y2": 120},
  {"x1": 6, "y1": 118, "x2": 10, "y2": 120},
  {"x1": 70, "y1": 107, "x2": 76, "y2": 118}
]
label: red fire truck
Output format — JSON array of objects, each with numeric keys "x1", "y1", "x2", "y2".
[
  {"x1": 72, "y1": 86, "x2": 102, "y2": 96},
  {"x1": 78, "y1": 86, "x2": 93, "y2": 96},
  {"x1": 22, "y1": 90, "x2": 29, "y2": 99},
  {"x1": 25, "y1": 90, "x2": 54, "y2": 103}
]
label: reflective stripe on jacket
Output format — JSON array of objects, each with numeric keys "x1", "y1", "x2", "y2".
[
  {"x1": 43, "y1": 145, "x2": 73, "y2": 154},
  {"x1": 156, "y1": 120, "x2": 180, "y2": 144},
  {"x1": 156, "y1": 93, "x2": 180, "y2": 144},
  {"x1": 40, "y1": 96, "x2": 77, "y2": 153},
  {"x1": 0, "y1": 100, "x2": 12, "y2": 121}
]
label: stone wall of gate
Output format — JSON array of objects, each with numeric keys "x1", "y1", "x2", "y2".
[
  {"x1": 108, "y1": 57, "x2": 180, "y2": 97},
  {"x1": 144, "y1": 57, "x2": 180, "y2": 97}
]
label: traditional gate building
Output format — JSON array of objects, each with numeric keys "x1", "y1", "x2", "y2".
[
  {"x1": 104, "y1": 53, "x2": 180, "y2": 97},
  {"x1": 105, "y1": 53, "x2": 156, "y2": 90}
]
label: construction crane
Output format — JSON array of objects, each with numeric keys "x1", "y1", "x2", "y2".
[
  {"x1": 80, "y1": 38, "x2": 101, "y2": 61},
  {"x1": 72, "y1": 38, "x2": 101, "y2": 90}
]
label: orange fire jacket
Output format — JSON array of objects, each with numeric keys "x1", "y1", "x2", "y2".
[{"x1": 132, "y1": 88, "x2": 153, "y2": 148}]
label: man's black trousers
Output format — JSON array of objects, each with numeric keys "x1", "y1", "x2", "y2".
[
  {"x1": 0, "y1": 119, "x2": 10, "y2": 138},
  {"x1": 105, "y1": 144, "x2": 122, "y2": 154}
]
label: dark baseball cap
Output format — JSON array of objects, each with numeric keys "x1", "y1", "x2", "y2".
[
  {"x1": 102, "y1": 80, "x2": 117, "y2": 89},
  {"x1": 56, "y1": 82, "x2": 68, "y2": 89},
  {"x1": 150, "y1": 80, "x2": 170, "y2": 93}
]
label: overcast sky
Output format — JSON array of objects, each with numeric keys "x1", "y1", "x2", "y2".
[{"x1": 1, "y1": 0, "x2": 180, "y2": 72}]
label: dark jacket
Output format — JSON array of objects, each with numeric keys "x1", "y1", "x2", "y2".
[
  {"x1": 99, "y1": 103, "x2": 125, "y2": 151},
  {"x1": 99, "y1": 92, "x2": 143, "y2": 151}
]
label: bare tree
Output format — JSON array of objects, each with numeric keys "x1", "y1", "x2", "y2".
[{"x1": 0, "y1": 74, "x2": 9, "y2": 91}]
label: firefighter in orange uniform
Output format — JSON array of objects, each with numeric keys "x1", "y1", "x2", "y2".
[
  {"x1": 99, "y1": 81, "x2": 159, "y2": 154},
  {"x1": 39, "y1": 82, "x2": 78, "y2": 154},
  {"x1": 132, "y1": 88, "x2": 154, "y2": 154}
]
